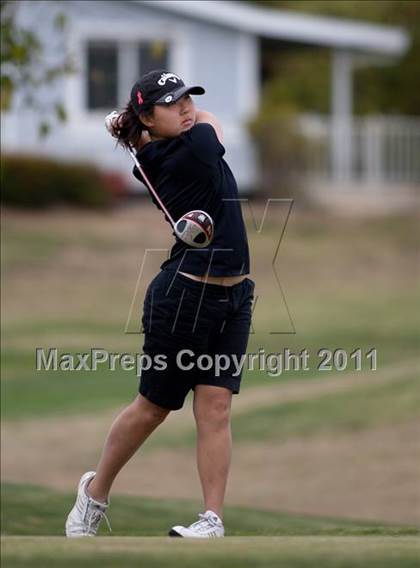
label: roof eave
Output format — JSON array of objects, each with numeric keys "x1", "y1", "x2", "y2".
[{"x1": 135, "y1": 0, "x2": 409, "y2": 56}]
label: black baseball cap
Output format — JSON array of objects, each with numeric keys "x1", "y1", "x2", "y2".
[{"x1": 130, "y1": 70, "x2": 205, "y2": 114}]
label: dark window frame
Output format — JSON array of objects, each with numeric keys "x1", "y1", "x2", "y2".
[
  {"x1": 85, "y1": 39, "x2": 170, "y2": 112},
  {"x1": 86, "y1": 40, "x2": 118, "y2": 111}
]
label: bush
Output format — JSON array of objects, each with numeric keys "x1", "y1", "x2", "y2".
[
  {"x1": 1, "y1": 154, "x2": 118, "y2": 208},
  {"x1": 248, "y1": 109, "x2": 318, "y2": 199}
]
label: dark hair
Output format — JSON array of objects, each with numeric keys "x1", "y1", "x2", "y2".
[{"x1": 115, "y1": 102, "x2": 154, "y2": 150}]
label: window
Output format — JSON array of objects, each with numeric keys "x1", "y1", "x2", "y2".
[
  {"x1": 86, "y1": 40, "x2": 170, "y2": 111},
  {"x1": 139, "y1": 41, "x2": 169, "y2": 76},
  {"x1": 87, "y1": 41, "x2": 118, "y2": 110}
]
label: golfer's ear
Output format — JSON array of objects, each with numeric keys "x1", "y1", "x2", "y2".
[{"x1": 140, "y1": 113, "x2": 154, "y2": 128}]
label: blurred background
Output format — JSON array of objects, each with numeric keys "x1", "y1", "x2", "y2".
[{"x1": 1, "y1": 0, "x2": 419, "y2": 550}]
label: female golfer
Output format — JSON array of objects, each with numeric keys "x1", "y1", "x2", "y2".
[{"x1": 65, "y1": 69, "x2": 254, "y2": 538}]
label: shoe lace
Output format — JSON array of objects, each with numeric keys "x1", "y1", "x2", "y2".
[
  {"x1": 84, "y1": 501, "x2": 112, "y2": 535},
  {"x1": 190, "y1": 513, "x2": 218, "y2": 532}
]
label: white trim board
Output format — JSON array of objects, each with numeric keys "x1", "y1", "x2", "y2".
[{"x1": 137, "y1": 0, "x2": 409, "y2": 55}]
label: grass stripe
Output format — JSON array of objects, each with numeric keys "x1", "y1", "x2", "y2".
[{"x1": 2, "y1": 536, "x2": 420, "y2": 568}]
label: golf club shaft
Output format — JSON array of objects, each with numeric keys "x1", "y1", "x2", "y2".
[{"x1": 128, "y1": 145, "x2": 175, "y2": 226}]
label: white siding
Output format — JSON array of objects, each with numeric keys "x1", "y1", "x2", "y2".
[{"x1": 2, "y1": 1, "x2": 257, "y2": 190}]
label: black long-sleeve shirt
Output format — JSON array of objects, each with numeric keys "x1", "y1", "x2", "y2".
[{"x1": 133, "y1": 123, "x2": 250, "y2": 277}]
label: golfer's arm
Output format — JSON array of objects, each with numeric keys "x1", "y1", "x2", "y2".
[{"x1": 195, "y1": 110, "x2": 224, "y2": 144}]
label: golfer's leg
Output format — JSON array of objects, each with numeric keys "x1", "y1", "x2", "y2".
[
  {"x1": 88, "y1": 394, "x2": 170, "y2": 502},
  {"x1": 193, "y1": 385, "x2": 233, "y2": 519}
]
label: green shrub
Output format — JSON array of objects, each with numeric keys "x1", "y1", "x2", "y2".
[
  {"x1": 248, "y1": 112, "x2": 311, "y2": 197},
  {"x1": 1, "y1": 154, "x2": 118, "y2": 208}
]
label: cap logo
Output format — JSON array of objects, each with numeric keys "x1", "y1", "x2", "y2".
[
  {"x1": 164, "y1": 95, "x2": 173, "y2": 103},
  {"x1": 136, "y1": 90, "x2": 144, "y2": 105},
  {"x1": 157, "y1": 72, "x2": 180, "y2": 86}
]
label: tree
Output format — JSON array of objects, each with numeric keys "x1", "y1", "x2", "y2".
[
  {"x1": 253, "y1": 0, "x2": 420, "y2": 115},
  {"x1": 1, "y1": 0, "x2": 75, "y2": 137}
]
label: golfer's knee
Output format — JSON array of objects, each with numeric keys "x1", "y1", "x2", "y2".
[
  {"x1": 195, "y1": 397, "x2": 231, "y2": 430},
  {"x1": 134, "y1": 395, "x2": 170, "y2": 426}
]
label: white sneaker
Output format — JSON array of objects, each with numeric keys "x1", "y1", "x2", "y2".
[
  {"x1": 169, "y1": 510, "x2": 225, "y2": 538},
  {"x1": 65, "y1": 471, "x2": 111, "y2": 537}
]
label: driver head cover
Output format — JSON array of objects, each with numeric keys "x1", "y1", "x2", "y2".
[{"x1": 175, "y1": 210, "x2": 214, "y2": 248}]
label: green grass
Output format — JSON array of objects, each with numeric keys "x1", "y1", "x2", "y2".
[
  {"x1": 231, "y1": 374, "x2": 420, "y2": 443},
  {"x1": 2, "y1": 537, "x2": 420, "y2": 568},
  {"x1": 2, "y1": 481, "x2": 420, "y2": 567},
  {"x1": 1, "y1": 364, "x2": 139, "y2": 421},
  {"x1": 2, "y1": 483, "x2": 418, "y2": 538},
  {"x1": 1, "y1": 224, "x2": 124, "y2": 269},
  {"x1": 2, "y1": 206, "x2": 419, "y2": 567},
  {"x1": 122, "y1": 371, "x2": 420, "y2": 450},
  {"x1": 1, "y1": 230, "x2": 67, "y2": 268},
  {"x1": 1, "y1": 339, "x2": 418, "y2": 421},
  {"x1": 2, "y1": 208, "x2": 419, "y2": 420}
]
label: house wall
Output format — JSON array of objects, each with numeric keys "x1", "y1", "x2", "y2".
[{"x1": 2, "y1": 0, "x2": 259, "y2": 191}]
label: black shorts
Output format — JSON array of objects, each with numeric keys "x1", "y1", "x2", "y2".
[{"x1": 139, "y1": 270, "x2": 255, "y2": 410}]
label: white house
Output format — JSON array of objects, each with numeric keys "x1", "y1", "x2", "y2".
[{"x1": 2, "y1": 0, "x2": 410, "y2": 191}]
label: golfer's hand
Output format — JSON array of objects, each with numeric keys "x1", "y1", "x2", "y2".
[
  {"x1": 105, "y1": 110, "x2": 120, "y2": 139},
  {"x1": 195, "y1": 109, "x2": 223, "y2": 144}
]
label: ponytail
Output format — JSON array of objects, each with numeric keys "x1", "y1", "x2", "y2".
[{"x1": 115, "y1": 103, "x2": 153, "y2": 151}]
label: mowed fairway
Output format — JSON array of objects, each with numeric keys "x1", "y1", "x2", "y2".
[
  {"x1": 1, "y1": 203, "x2": 419, "y2": 565},
  {"x1": 2, "y1": 536, "x2": 420, "y2": 568},
  {"x1": 2, "y1": 482, "x2": 419, "y2": 567}
]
